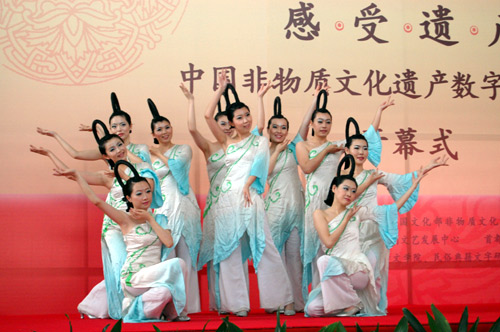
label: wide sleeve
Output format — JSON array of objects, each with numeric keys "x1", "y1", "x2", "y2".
[
  {"x1": 251, "y1": 126, "x2": 261, "y2": 136},
  {"x1": 249, "y1": 135, "x2": 270, "y2": 194},
  {"x1": 289, "y1": 133, "x2": 303, "y2": 164},
  {"x1": 363, "y1": 125, "x2": 382, "y2": 167},
  {"x1": 138, "y1": 168, "x2": 163, "y2": 209},
  {"x1": 380, "y1": 171, "x2": 420, "y2": 214},
  {"x1": 358, "y1": 205, "x2": 399, "y2": 249},
  {"x1": 166, "y1": 145, "x2": 192, "y2": 196}
]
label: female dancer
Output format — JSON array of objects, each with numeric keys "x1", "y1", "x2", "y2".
[
  {"x1": 305, "y1": 155, "x2": 430, "y2": 317},
  {"x1": 258, "y1": 85, "x2": 326, "y2": 312},
  {"x1": 207, "y1": 72, "x2": 294, "y2": 316},
  {"x1": 296, "y1": 92, "x2": 388, "y2": 298},
  {"x1": 54, "y1": 160, "x2": 188, "y2": 322},
  {"x1": 37, "y1": 92, "x2": 150, "y2": 164},
  {"x1": 180, "y1": 82, "x2": 234, "y2": 312},
  {"x1": 148, "y1": 98, "x2": 202, "y2": 313},
  {"x1": 31, "y1": 121, "x2": 158, "y2": 319},
  {"x1": 343, "y1": 116, "x2": 449, "y2": 313}
]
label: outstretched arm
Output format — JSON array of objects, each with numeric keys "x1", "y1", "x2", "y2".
[
  {"x1": 371, "y1": 96, "x2": 395, "y2": 132},
  {"x1": 181, "y1": 82, "x2": 210, "y2": 156},
  {"x1": 298, "y1": 83, "x2": 331, "y2": 140},
  {"x1": 395, "y1": 168, "x2": 427, "y2": 210},
  {"x1": 30, "y1": 145, "x2": 70, "y2": 170},
  {"x1": 295, "y1": 141, "x2": 343, "y2": 174},
  {"x1": 54, "y1": 169, "x2": 129, "y2": 225},
  {"x1": 205, "y1": 70, "x2": 229, "y2": 144},
  {"x1": 37, "y1": 127, "x2": 102, "y2": 160},
  {"x1": 421, "y1": 155, "x2": 449, "y2": 174},
  {"x1": 256, "y1": 80, "x2": 272, "y2": 135}
]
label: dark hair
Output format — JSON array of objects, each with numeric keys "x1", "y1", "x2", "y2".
[
  {"x1": 311, "y1": 90, "x2": 332, "y2": 136},
  {"x1": 214, "y1": 96, "x2": 228, "y2": 122},
  {"x1": 92, "y1": 119, "x2": 123, "y2": 169},
  {"x1": 114, "y1": 160, "x2": 150, "y2": 212},
  {"x1": 324, "y1": 155, "x2": 357, "y2": 206},
  {"x1": 109, "y1": 92, "x2": 132, "y2": 126},
  {"x1": 224, "y1": 84, "x2": 250, "y2": 123},
  {"x1": 267, "y1": 96, "x2": 289, "y2": 130},
  {"x1": 148, "y1": 98, "x2": 171, "y2": 144},
  {"x1": 345, "y1": 117, "x2": 367, "y2": 149}
]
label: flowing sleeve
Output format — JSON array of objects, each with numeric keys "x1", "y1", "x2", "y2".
[
  {"x1": 249, "y1": 135, "x2": 270, "y2": 194},
  {"x1": 358, "y1": 205, "x2": 399, "y2": 249},
  {"x1": 289, "y1": 133, "x2": 303, "y2": 164},
  {"x1": 167, "y1": 145, "x2": 192, "y2": 196},
  {"x1": 139, "y1": 168, "x2": 163, "y2": 209},
  {"x1": 251, "y1": 126, "x2": 260, "y2": 136},
  {"x1": 363, "y1": 125, "x2": 382, "y2": 167},
  {"x1": 380, "y1": 171, "x2": 420, "y2": 214}
]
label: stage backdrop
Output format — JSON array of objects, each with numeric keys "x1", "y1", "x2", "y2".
[{"x1": 0, "y1": 1, "x2": 499, "y2": 315}]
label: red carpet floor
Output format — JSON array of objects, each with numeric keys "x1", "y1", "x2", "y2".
[{"x1": 2, "y1": 304, "x2": 499, "y2": 332}]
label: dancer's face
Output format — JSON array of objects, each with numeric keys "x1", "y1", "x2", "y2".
[
  {"x1": 152, "y1": 120, "x2": 173, "y2": 144},
  {"x1": 217, "y1": 115, "x2": 233, "y2": 137},
  {"x1": 103, "y1": 137, "x2": 127, "y2": 162},
  {"x1": 268, "y1": 118, "x2": 288, "y2": 143},
  {"x1": 110, "y1": 115, "x2": 132, "y2": 141},
  {"x1": 345, "y1": 139, "x2": 368, "y2": 166},
  {"x1": 230, "y1": 107, "x2": 252, "y2": 134},
  {"x1": 333, "y1": 179, "x2": 357, "y2": 206},
  {"x1": 310, "y1": 113, "x2": 332, "y2": 138},
  {"x1": 127, "y1": 181, "x2": 153, "y2": 210}
]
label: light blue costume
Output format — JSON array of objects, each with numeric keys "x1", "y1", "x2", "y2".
[
  {"x1": 152, "y1": 144, "x2": 202, "y2": 313},
  {"x1": 353, "y1": 169, "x2": 420, "y2": 314},
  {"x1": 302, "y1": 125, "x2": 382, "y2": 301},
  {"x1": 121, "y1": 215, "x2": 187, "y2": 323}
]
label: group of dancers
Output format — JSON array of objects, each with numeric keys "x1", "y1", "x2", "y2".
[{"x1": 31, "y1": 69, "x2": 448, "y2": 322}]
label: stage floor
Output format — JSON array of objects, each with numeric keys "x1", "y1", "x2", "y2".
[{"x1": 2, "y1": 304, "x2": 499, "y2": 332}]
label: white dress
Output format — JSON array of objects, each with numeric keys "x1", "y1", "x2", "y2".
[
  {"x1": 212, "y1": 134, "x2": 293, "y2": 313},
  {"x1": 152, "y1": 144, "x2": 202, "y2": 314},
  {"x1": 265, "y1": 134, "x2": 305, "y2": 311},
  {"x1": 305, "y1": 206, "x2": 389, "y2": 317},
  {"x1": 121, "y1": 220, "x2": 187, "y2": 322},
  {"x1": 353, "y1": 169, "x2": 420, "y2": 313}
]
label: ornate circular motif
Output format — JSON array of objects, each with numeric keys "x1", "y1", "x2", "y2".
[
  {"x1": 0, "y1": 0, "x2": 188, "y2": 85},
  {"x1": 470, "y1": 25, "x2": 478, "y2": 35},
  {"x1": 335, "y1": 21, "x2": 344, "y2": 31}
]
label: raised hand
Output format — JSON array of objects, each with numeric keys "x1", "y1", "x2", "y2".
[
  {"x1": 179, "y1": 82, "x2": 194, "y2": 101},
  {"x1": 257, "y1": 80, "x2": 272, "y2": 98},
  {"x1": 345, "y1": 202, "x2": 361, "y2": 221},
  {"x1": 79, "y1": 124, "x2": 92, "y2": 132},
  {"x1": 129, "y1": 208, "x2": 152, "y2": 221},
  {"x1": 327, "y1": 143, "x2": 344, "y2": 154},
  {"x1": 423, "y1": 155, "x2": 449, "y2": 174},
  {"x1": 314, "y1": 82, "x2": 331, "y2": 96},
  {"x1": 37, "y1": 127, "x2": 56, "y2": 137},
  {"x1": 30, "y1": 145, "x2": 50, "y2": 156},
  {"x1": 53, "y1": 168, "x2": 78, "y2": 181},
  {"x1": 217, "y1": 69, "x2": 229, "y2": 91},
  {"x1": 378, "y1": 96, "x2": 395, "y2": 112},
  {"x1": 276, "y1": 139, "x2": 291, "y2": 153}
]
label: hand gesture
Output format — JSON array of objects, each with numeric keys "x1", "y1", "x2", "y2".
[
  {"x1": 345, "y1": 202, "x2": 361, "y2": 221},
  {"x1": 37, "y1": 127, "x2": 56, "y2": 137},
  {"x1": 53, "y1": 168, "x2": 78, "y2": 181},
  {"x1": 257, "y1": 80, "x2": 272, "y2": 98},
  {"x1": 412, "y1": 166, "x2": 428, "y2": 186},
  {"x1": 243, "y1": 185, "x2": 253, "y2": 207},
  {"x1": 148, "y1": 145, "x2": 161, "y2": 157},
  {"x1": 314, "y1": 81, "x2": 331, "y2": 96},
  {"x1": 327, "y1": 143, "x2": 344, "y2": 154},
  {"x1": 103, "y1": 169, "x2": 114, "y2": 179},
  {"x1": 79, "y1": 124, "x2": 92, "y2": 132},
  {"x1": 217, "y1": 69, "x2": 229, "y2": 91},
  {"x1": 179, "y1": 82, "x2": 194, "y2": 101},
  {"x1": 423, "y1": 155, "x2": 449, "y2": 174},
  {"x1": 378, "y1": 96, "x2": 395, "y2": 112},
  {"x1": 129, "y1": 208, "x2": 152, "y2": 221},
  {"x1": 30, "y1": 145, "x2": 50, "y2": 156},
  {"x1": 276, "y1": 139, "x2": 291, "y2": 153},
  {"x1": 368, "y1": 168, "x2": 385, "y2": 184}
]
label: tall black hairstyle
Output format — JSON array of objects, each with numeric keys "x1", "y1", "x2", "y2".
[
  {"x1": 214, "y1": 94, "x2": 229, "y2": 122},
  {"x1": 114, "y1": 160, "x2": 150, "y2": 212},
  {"x1": 223, "y1": 84, "x2": 250, "y2": 123},
  {"x1": 324, "y1": 154, "x2": 357, "y2": 207},
  {"x1": 345, "y1": 117, "x2": 367, "y2": 149},
  {"x1": 310, "y1": 90, "x2": 332, "y2": 136},
  {"x1": 266, "y1": 96, "x2": 289, "y2": 130},
  {"x1": 148, "y1": 98, "x2": 171, "y2": 144},
  {"x1": 92, "y1": 119, "x2": 123, "y2": 169},
  {"x1": 109, "y1": 92, "x2": 132, "y2": 128}
]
